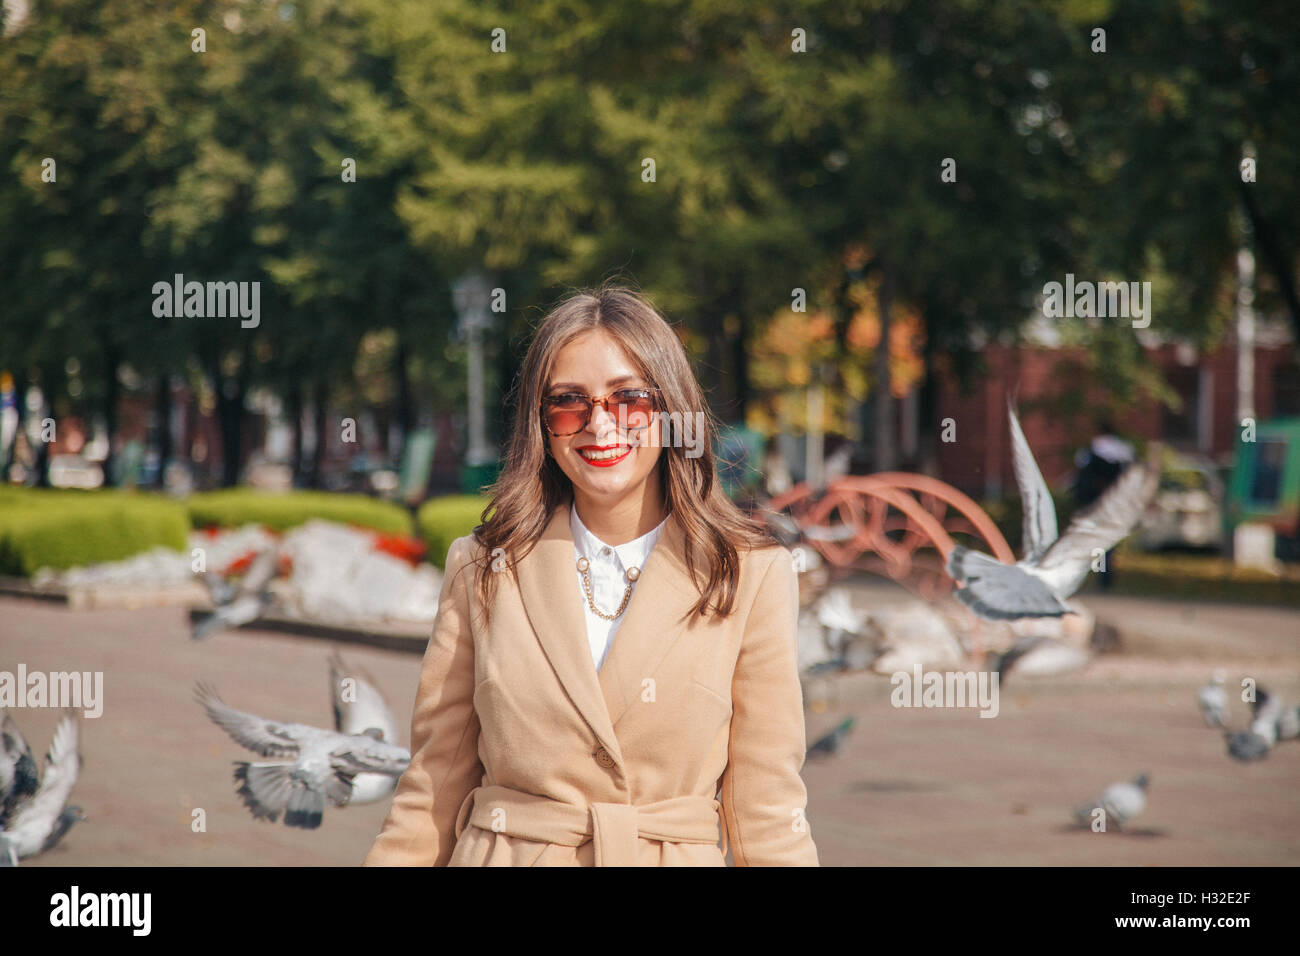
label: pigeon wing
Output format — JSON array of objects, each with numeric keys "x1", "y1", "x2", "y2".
[
  {"x1": 194, "y1": 683, "x2": 300, "y2": 758},
  {"x1": 239, "y1": 545, "x2": 280, "y2": 597},
  {"x1": 947, "y1": 546, "x2": 1072, "y2": 619},
  {"x1": 1008, "y1": 401, "x2": 1058, "y2": 562},
  {"x1": 331, "y1": 737, "x2": 411, "y2": 777},
  {"x1": 233, "y1": 762, "x2": 296, "y2": 822},
  {"x1": 5, "y1": 712, "x2": 79, "y2": 837},
  {"x1": 329, "y1": 651, "x2": 399, "y2": 742},
  {"x1": 1034, "y1": 454, "x2": 1160, "y2": 598},
  {"x1": 1, "y1": 710, "x2": 40, "y2": 825}
]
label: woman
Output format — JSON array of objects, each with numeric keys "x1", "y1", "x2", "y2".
[{"x1": 364, "y1": 283, "x2": 818, "y2": 866}]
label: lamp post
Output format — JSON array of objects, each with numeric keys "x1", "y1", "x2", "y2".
[{"x1": 452, "y1": 272, "x2": 497, "y2": 491}]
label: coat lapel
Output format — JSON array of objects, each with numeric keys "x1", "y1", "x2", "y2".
[
  {"x1": 513, "y1": 502, "x2": 702, "y2": 764},
  {"x1": 597, "y1": 510, "x2": 701, "y2": 729}
]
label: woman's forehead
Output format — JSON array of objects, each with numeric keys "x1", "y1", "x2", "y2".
[{"x1": 548, "y1": 332, "x2": 643, "y2": 386}]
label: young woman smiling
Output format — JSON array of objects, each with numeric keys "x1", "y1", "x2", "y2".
[{"x1": 364, "y1": 282, "x2": 819, "y2": 866}]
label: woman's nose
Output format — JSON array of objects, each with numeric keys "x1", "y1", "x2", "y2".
[{"x1": 587, "y1": 402, "x2": 619, "y2": 440}]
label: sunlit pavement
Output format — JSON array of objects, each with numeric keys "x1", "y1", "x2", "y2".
[{"x1": 3, "y1": 588, "x2": 1297, "y2": 866}]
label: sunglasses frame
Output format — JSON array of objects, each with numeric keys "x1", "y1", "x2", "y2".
[{"x1": 540, "y1": 386, "x2": 663, "y2": 438}]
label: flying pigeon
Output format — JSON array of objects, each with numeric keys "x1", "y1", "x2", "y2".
[
  {"x1": 191, "y1": 545, "x2": 280, "y2": 640},
  {"x1": 1197, "y1": 671, "x2": 1229, "y2": 728},
  {"x1": 0, "y1": 711, "x2": 86, "y2": 866},
  {"x1": 764, "y1": 510, "x2": 857, "y2": 548},
  {"x1": 328, "y1": 650, "x2": 401, "y2": 805},
  {"x1": 986, "y1": 635, "x2": 1091, "y2": 681},
  {"x1": 1, "y1": 709, "x2": 39, "y2": 828},
  {"x1": 195, "y1": 682, "x2": 410, "y2": 829},
  {"x1": 946, "y1": 402, "x2": 1160, "y2": 620},
  {"x1": 807, "y1": 717, "x2": 855, "y2": 758},
  {"x1": 1224, "y1": 687, "x2": 1283, "y2": 762},
  {"x1": 812, "y1": 587, "x2": 877, "y2": 670},
  {"x1": 1073, "y1": 773, "x2": 1148, "y2": 831}
]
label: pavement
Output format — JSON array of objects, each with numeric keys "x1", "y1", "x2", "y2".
[{"x1": 1, "y1": 586, "x2": 1297, "y2": 866}]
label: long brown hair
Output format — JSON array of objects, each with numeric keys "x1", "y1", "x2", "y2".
[{"x1": 470, "y1": 280, "x2": 775, "y2": 625}]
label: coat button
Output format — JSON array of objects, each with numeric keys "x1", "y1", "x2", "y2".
[{"x1": 594, "y1": 747, "x2": 615, "y2": 768}]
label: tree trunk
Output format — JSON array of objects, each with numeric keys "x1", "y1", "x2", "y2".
[
  {"x1": 308, "y1": 380, "x2": 329, "y2": 489},
  {"x1": 1239, "y1": 182, "x2": 1300, "y2": 342},
  {"x1": 729, "y1": 310, "x2": 752, "y2": 423},
  {"x1": 154, "y1": 375, "x2": 172, "y2": 489},
  {"x1": 395, "y1": 337, "x2": 413, "y2": 464},
  {"x1": 101, "y1": 343, "x2": 121, "y2": 487},
  {"x1": 873, "y1": 266, "x2": 896, "y2": 471},
  {"x1": 288, "y1": 381, "x2": 304, "y2": 484}
]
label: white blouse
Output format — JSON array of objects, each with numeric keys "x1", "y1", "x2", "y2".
[{"x1": 570, "y1": 502, "x2": 670, "y2": 672}]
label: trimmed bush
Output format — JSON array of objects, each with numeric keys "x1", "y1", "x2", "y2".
[
  {"x1": 416, "y1": 495, "x2": 493, "y2": 568},
  {"x1": 187, "y1": 490, "x2": 412, "y2": 536},
  {"x1": 0, "y1": 488, "x2": 189, "y2": 576}
]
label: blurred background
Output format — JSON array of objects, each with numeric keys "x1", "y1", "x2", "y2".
[{"x1": 1, "y1": 0, "x2": 1298, "y2": 866}]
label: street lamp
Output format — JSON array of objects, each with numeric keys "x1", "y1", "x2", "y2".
[{"x1": 452, "y1": 272, "x2": 496, "y2": 474}]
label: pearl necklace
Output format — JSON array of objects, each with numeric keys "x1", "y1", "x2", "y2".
[{"x1": 576, "y1": 555, "x2": 641, "y2": 620}]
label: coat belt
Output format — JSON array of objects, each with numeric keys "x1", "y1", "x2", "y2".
[{"x1": 454, "y1": 784, "x2": 728, "y2": 866}]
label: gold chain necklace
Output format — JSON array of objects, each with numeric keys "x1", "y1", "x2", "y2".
[{"x1": 576, "y1": 555, "x2": 641, "y2": 620}]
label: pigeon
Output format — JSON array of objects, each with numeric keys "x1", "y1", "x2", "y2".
[
  {"x1": 1073, "y1": 773, "x2": 1148, "y2": 831},
  {"x1": 813, "y1": 587, "x2": 876, "y2": 670},
  {"x1": 0, "y1": 709, "x2": 39, "y2": 828},
  {"x1": 1277, "y1": 702, "x2": 1300, "y2": 742},
  {"x1": 197, "y1": 569, "x2": 239, "y2": 608},
  {"x1": 328, "y1": 650, "x2": 401, "y2": 804},
  {"x1": 946, "y1": 401, "x2": 1160, "y2": 620},
  {"x1": 986, "y1": 635, "x2": 1091, "y2": 681},
  {"x1": 191, "y1": 544, "x2": 280, "y2": 640},
  {"x1": 1224, "y1": 687, "x2": 1284, "y2": 762},
  {"x1": 764, "y1": 510, "x2": 857, "y2": 547},
  {"x1": 1197, "y1": 670, "x2": 1229, "y2": 728},
  {"x1": 0, "y1": 711, "x2": 86, "y2": 866},
  {"x1": 807, "y1": 717, "x2": 854, "y2": 758},
  {"x1": 194, "y1": 682, "x2": 410, "y2": 829}
]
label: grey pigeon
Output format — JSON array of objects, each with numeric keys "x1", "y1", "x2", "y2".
[
  {"x1": 813, "y1": 588, "x2": 876, "y2": 670},
  {"x1": 328, "y1": 650, "x2": 401, "y2": 805},
  {"x1": 0, "y1": 709, "x2": 39, "y2": 828},
  {"x1": 947, "y1": 401, "x2": 1159, "y2": 620},
  {"x1": 0, "y1": 712, "x2": 86, "y2": 866},
  {"x1": 987, "y1": 635, "x2": 1091, "y2": 682},
  {"x1": 1073, "y1": 773, "x2": 1148, "y2": 831},
  {"x1": 808, "y1": 717, "x2": 855, "y2": 758},
  {"x1": 195, "y1": 682, "x2": 410, "y2": 829},
  {"x1": 191, "y1": 545, "x2": 280, "y2": 640},
  {"x1": 1277, "y1": 703, "x2": 1300, "y2": 742},
  {"x1": 1197, "y1": 671, "x2": 1229, "y2": 728},
  {"x1": 1224, "y1": 687, "x2": 1283, "y2": 761}
]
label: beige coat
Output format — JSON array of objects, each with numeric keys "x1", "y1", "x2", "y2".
[{"x1": 363, "y1": 502, "x2": 819, "y2": 866}]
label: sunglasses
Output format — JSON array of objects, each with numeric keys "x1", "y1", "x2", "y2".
[{"x1": 540, "y1": 387, "x2": 662, "y2": 438}]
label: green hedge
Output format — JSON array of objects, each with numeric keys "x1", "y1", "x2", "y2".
[
  {"x1": 1089, "y1": 548, "x2": 1300, "y2": 608},
  {"x1": 416, "y1": 495, "x2": 493, "y2": 568},
  {"x1": 0, "y1": 488, "x2": 189, "y2": 576},
  {"x1": 186, "y1": 489, "x2": 412, "y2": 536}
]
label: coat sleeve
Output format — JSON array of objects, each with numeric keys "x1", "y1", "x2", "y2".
[
  {"x1": 363, "y1": 535, "x2": 484, "y2": 866},
  {"x1": 719, "y1": 548, "x2": 820, "y2": 866}
]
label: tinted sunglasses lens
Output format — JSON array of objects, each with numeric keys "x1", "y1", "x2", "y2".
[
  {"x1": 545, "y1": 397, "x2": 589, "y2": 435},
  {"x1": 612, "y1": 391, "x2": 656, "y2": 429}
]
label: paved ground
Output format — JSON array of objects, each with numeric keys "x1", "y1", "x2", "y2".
[{"x1": 1, "y1": 588, "x2": 1297, "y2": 866}]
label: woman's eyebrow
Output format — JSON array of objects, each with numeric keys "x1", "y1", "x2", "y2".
[{"x1": 547, "y1": 376, "x2": 643, "y2": 392}]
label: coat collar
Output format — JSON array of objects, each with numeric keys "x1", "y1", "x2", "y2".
[{"x1": 514, "y1": 499, "x2": 701, "y2": 767}]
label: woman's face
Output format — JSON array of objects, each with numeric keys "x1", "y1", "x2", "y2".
[{"x1": 544, "y1": 329, "x2": 664, "y2": 511}]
